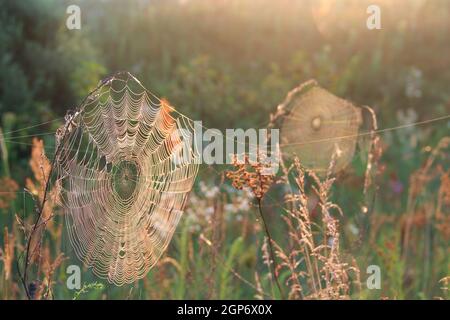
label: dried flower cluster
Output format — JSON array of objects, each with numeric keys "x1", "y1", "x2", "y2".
[
  {"x1": 25, "y1": 138, "x2": 56, "y2": 220},
  {"x1": 226, "y1": 154, "x2": 274, "y2": 199},
  {"x1": 23, "y1": 138, "x2": 57, "y2": 265}
]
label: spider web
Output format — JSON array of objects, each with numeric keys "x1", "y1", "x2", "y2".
[
  {"x1": 54, "y1": 73, "x2": 200, "y2": 286},
  {"x1": 279, "y1": 82, "x2": 362, "y2": 174}
]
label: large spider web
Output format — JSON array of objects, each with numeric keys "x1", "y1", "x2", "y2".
[{"x1": 54, "y1": 73, "x2": 200, "y2": 286}]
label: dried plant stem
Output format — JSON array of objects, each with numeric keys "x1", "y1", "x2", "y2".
[
  {"x1": 256, "y1": 199, "x2": 285, "y2": 300},
  {"x1": 18, "y1": 138, "x2": 64, "y2": 299}
]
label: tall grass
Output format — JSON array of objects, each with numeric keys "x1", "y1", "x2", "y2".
[{"x1": 0, "y1": 134, "x2": 449, "y2": 299}]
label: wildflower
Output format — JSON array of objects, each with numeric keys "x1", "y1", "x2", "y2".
[
  {"x1": 405, "y1": 67, "x2": 423, "y2": 98},
  {"x1": 389, "y1": 174, "x2": 404, "y2": 194}
]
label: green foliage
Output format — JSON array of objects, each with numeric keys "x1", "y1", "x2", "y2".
[
  {"x1": 175, "y1": 220, "x2": 190, "y2": 299},
  {"x1": 219, "y1": 237, "x2": 244, "y2": 299},
  {"x1": 72, "y1": 282, "x2": 105, "y2": 300}
]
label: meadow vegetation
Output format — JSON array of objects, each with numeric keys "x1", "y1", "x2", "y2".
[{"x1": 0, "y1": 0, "x2": 449, "y2": 299}]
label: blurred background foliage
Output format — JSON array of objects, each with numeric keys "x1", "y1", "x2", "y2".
[
  {"x1": 1, "y1": 0, "x2": 449, "y2": 172},
  {"x1": 0, "y1": 0, "x2": 449, "y2": 299}
]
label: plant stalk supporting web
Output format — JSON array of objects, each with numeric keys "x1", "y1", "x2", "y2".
[
  {"x1": 16, "y1": 75, "x2": 117, "y2": 299},
  {"x1": 256, "y1": 198, "x2": 285, "y2": 300}
]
